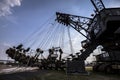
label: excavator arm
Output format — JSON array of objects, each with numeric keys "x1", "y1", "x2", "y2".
[
  {"x1": 56, "y1": 12, "x2": 92, "y2": 40},
  {"x1": 91, "y1": 0, "x2": 105, "y2": 13}
]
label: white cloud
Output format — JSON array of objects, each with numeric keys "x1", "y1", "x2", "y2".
[
  {"x1": 106, "y1": 0, "x2": 120, "y2": 8},
  {"x1": 86, "y1": 54, "x2": 96, "y2": 63},
  {"x1": 0, "y1": 42, "x2": 12, "y2": 60},
  {"x1": 0, "y1": 0, "x2": 22, "y2": 16}
]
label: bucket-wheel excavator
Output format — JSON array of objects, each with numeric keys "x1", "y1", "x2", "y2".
[
  {"x1": 6, "y1": 0, "x2": 120, "y2": 74},
  {"x1": 55, "y1": 0, "x2": 120, "y2": 73}
]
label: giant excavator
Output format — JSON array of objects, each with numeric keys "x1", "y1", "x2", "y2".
[
  {"x1": 56, "y1": 0, "x2": 120, "y2": 73},
  {"x1": 6, "y1": 0, "x2": 120, "y2": 74}
]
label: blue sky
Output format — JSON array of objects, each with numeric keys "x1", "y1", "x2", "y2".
[{"x1": 0, "y1": 0, "x2": 120, "y2": 60}]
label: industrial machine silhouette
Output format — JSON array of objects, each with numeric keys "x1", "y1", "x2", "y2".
[
  {"x1": 6, "y1": 0, "x2": 120, "y2": 73},
  {"x1": 56, "y1": 0, "x2": 120, "y2": 73}
]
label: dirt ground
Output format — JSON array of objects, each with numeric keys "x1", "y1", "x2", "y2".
[
  {"x1": 0, "y1": 69, "x2": 120, "y2": 80},
  {"x1": 0, "y1": 65, "x2": 13, "y2": 70}
]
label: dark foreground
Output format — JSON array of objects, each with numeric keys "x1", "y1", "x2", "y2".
[{"x1": 0, "y1": 69, "x2": 120, "y2": 80}]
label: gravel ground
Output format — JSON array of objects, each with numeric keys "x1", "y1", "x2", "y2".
[
  {"x1": 0, "y1": 66, "x2": 120, "y2": 80},
  {"x1": 0, "y1": 69, "x2": 120, "y2": 80},
  {"x1": 0, "y1": 70, "x2": 48, "y2": 80},
  {"x1": 0, "y1": 65, "x2": 13, "y2": 70}
]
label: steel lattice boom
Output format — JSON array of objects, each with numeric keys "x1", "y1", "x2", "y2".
[
  {"x1": 56, "y1": 12, "x2": 92, "y2": 40},
  {"x1": 91, "y1": 0, "x2": 105, "y2": 13}
]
